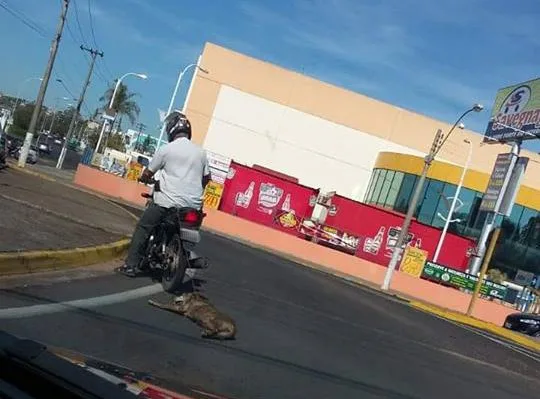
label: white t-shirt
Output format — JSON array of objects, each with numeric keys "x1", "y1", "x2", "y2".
[{"x1": 148, "y1": 138, "x2": 210, "y2": 209}]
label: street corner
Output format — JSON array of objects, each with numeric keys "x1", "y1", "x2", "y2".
[
  {"x1": 409, "y1": 300, "x2": 540, "y2": 352},
  {"x1": 0, "y1": 238, "x2": 131, "y2": 277}
]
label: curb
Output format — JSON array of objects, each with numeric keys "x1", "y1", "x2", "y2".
[
  {"x1": 0, "y1": 238, "x2": 130, "y2": 276},
  {"x1": 409, "y1": 301, "x2": 540, "y2": 352}
]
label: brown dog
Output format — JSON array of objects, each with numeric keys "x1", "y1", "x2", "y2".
[{"x1": 148, "y1": 292, "x2": 236, "y2": 340}]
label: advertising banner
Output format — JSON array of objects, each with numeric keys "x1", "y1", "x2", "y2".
[
  {"x1": 421, "y1": 261, "x2": 507, "y2": 300},
  {"x1": 478, "y1": 152, "x2": 516, "y2": 213},
  {"x1": 399, "y1": 246, "x2": 428, "y2": 278},
  {"x1": 498, "y1": 156, "x2": 529, "y2": 216},
  {"x1": 203, "y1": 181, "x2": 224, "y2": 210},
  {"x1": 484, "y1": 78, "x2": 540, "y2": 143},
  {"x1": 220, "y1": 161, "x2": 317, "y2": 235}
]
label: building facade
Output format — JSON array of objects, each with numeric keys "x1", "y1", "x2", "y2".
[{"x1": 184, "y1": 42, "x2": 540, "y2": 276}]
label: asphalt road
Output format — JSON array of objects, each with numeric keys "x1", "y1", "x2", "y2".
[
  {"x1": 0, "y1": 232, "x2": 539, "y2": 399},
  {"x1": 38, "y1": 141, "x2": 80, "y2": 170}
]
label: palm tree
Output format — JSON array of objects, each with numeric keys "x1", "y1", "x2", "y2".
[{"x1": 99, "y1": 81, "x2": 140, "y2": 131}]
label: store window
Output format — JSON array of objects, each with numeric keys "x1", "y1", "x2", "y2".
[
  {"x1": 385, "y1": 172, "x2": 404, "y2": 209},
  {"x1": 515, "y1": 208, "x2": 537, "y2": 244},
  {"x1": 364, "y1": 170, "x2": 377, "y2": 203},
  {"x1": 371, "y1": 169, "x2": 386, "y2": 205},
  {"x1": 432, "y1": 183, "x2": 455, "y2": 229},
  {"x1": 395, "y1": 174, "x2": 417, "y2": 214},
  {"x1": 416, "y1": 179, "x2": 444, "y2": 225},
  {"x1": 377, "y1": 170, "x2": 395, "y2": 206},
  {"x1": 501, "y1": 205, "x2": 524, "y2": 241},
  {"x1": 449, "y1": 188, "x2": 478, "y2": 235},
  {"x1": 365, "y1": 169, "x2": 380, "y2": 203}
]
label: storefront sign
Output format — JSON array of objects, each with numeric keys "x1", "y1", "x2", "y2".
[
  {"x1": 399, "y1": 247, "x2": 428, "y2": 278},
  {"x1": 479, "y1": 152, "x2": 516, "y2": 213},
  {"x1": 421, "y1": 262, "x2": 507, "y2": 300},
  {"x1": 484, "y1": 78, "x2": 540, "y2": 144},
  {"x1": 206, "y1": 150, "x2": 232, "y2": 184},
  {"x1": 203, "y1": 181, "x2": 224, "y2": 210}
]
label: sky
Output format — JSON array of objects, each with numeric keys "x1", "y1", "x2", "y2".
[{"x1": 1, "y1": 0, "x2": 539, "y2": 150}]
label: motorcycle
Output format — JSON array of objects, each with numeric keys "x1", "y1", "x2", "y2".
[{"x1": 139, "y1": 179, "x2": 208, "y2": 293}]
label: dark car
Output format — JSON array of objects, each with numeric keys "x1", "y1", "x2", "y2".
[{"x1": 503, "y1": 312, "x2": 540, "y2": 337}]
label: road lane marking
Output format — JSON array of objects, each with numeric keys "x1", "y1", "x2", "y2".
[{"x1": 0, "y1": 284, "x2": 163, "y2": 319}]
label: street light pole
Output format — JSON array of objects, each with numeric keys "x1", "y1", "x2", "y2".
[
  {"x1": 381, "y1": 104, "x2": 483, "y2": 291},
  {"x1": 432, "y1": 139, "x2": 473, "y2": 263},
  {"x1": 156, "y1": 60, "x2": 208, "y2": 150},
  {"x1": 94, "y1": 72, "x2": 147, "y2": 154}
]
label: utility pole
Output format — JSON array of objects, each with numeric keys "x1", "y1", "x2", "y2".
[
  {"x1": 56, "y1": 45, "x2": 103, "y2": 169},
  {"x1": 381, "y1": 129, "x2": 444, "y2": 291},
  {"x1": 19, "y1": 0, "x2": 69, "y2": 168}
]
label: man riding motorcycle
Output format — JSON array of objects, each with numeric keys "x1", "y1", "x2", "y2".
[{"x1": 115, "y1": 111, "x2": 211, "y2": 277}]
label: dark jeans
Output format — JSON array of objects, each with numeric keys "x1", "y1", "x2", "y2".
[{"x1": 126, "y1": 203, "x2": 168, "y2": 268}]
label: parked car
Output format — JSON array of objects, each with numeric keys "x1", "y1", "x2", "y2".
[
  {"x1": 503, "y1": 312, "x2": 540, "y2": 337},
  {"x1": 37, "y1": 141, "x2": 51, "y2": 154}
]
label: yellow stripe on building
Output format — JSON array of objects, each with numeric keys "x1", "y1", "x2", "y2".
[{"x1": 374, "y1": 152, "x2": 540, "y2": 211}]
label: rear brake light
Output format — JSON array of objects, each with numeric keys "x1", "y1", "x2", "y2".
[{"x1": 183, "y1": 211, "x2": 199, "y2": 223}]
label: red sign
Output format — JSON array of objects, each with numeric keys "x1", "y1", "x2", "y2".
[{"x1": 220, "y1": 161, "x2": 317, "y2": 235}]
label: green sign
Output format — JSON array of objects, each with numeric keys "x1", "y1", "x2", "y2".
[{"x1": 422, "y1": 262, "x2": 507, "y2": 300}]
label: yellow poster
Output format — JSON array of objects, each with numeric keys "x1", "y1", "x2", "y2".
[
  {"x1": 126, "y1": 162, "x2": 143, "y2": 181},
  {"x1": 203, "y1": 181, "x2": 224, "y2": 210},
  {"x1": 400, "y1": 246, "x2": 428, "y2": 278}
]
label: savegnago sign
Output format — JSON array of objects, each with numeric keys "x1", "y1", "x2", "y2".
[{"x1": 484, "y1": 78, "x2": 540, "y2": 143}]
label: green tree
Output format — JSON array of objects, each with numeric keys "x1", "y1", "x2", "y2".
[
  {"x1": 10, "y1": 103, "x2": 47, "y2": 137},
  {"x1": 87, "y1": 131, "x2": 125, "y2": 153},
  {"x1": 99, "y1": 81, "x2": 140, "y2": 131},
  {"x1": 49, "y1": 107, "x2": 83, "y2": 137},
  {"x1": 141, "y1": 135, "x2": 152, "y2": 154}
]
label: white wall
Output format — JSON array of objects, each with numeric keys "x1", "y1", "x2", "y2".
[{"x1": 203, "y1": 85, "x2": 426, "y2": 200}]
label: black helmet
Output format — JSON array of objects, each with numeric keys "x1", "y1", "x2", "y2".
[{"x1": 164, "y1": 110, "x2": 192, "y2": 142}]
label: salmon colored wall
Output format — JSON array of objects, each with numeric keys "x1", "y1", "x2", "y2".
[
  {"x1": 187, "y1": 42, "x2": 540, "y2": 190},
  {"x1": 72, "y1": 165, "x2": 516, "y2": 326},
  {"x1": 73, "y1": 164, "x2": 149, "y2": 207}
]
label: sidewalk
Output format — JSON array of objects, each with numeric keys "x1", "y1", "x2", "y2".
[{"x1": 0, "y1": 167, "x2": 135, "y2": 252}]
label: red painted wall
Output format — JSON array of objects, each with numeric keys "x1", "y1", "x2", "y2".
[
  {"x1": 219, "y1": 162, "x2": 474, "y2": 271},
  {"x1": 220, "y1": 161, "x2": 316, "y2": 235},
  {"x1": 324, "y1": 195, "x2": 474, "y2": 270}
]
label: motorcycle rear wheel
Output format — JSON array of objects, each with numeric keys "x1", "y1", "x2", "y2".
[{"x1": 161, "y1": 233, "x2": 188, "y2": 293}]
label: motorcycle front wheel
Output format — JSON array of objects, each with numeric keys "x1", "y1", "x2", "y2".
[{"x1": 161, "y1": 233, "x2": 188, "y2": 293}]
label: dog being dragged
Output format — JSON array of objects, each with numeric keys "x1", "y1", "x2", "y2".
[{"x1": 149, "y1": 292, "x2": 236, "y2": 340}]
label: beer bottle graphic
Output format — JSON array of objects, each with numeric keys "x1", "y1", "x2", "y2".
[{"x1": 281, "y1": 193, "x2": 291, "y2": 211}]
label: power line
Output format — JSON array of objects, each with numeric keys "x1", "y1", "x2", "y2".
[
  {"x1": 86, "y1": 0, "x2": 113, "y2": 82},
  {"x1": 72, "y1": 0, "x2": 88, "y2": 46},
  {"x1": 86, "y1": 0, "x2": 98, "y2": 49},
  {"x1": 0, "y1": 0, "x2": 47, "y2": 37}
]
